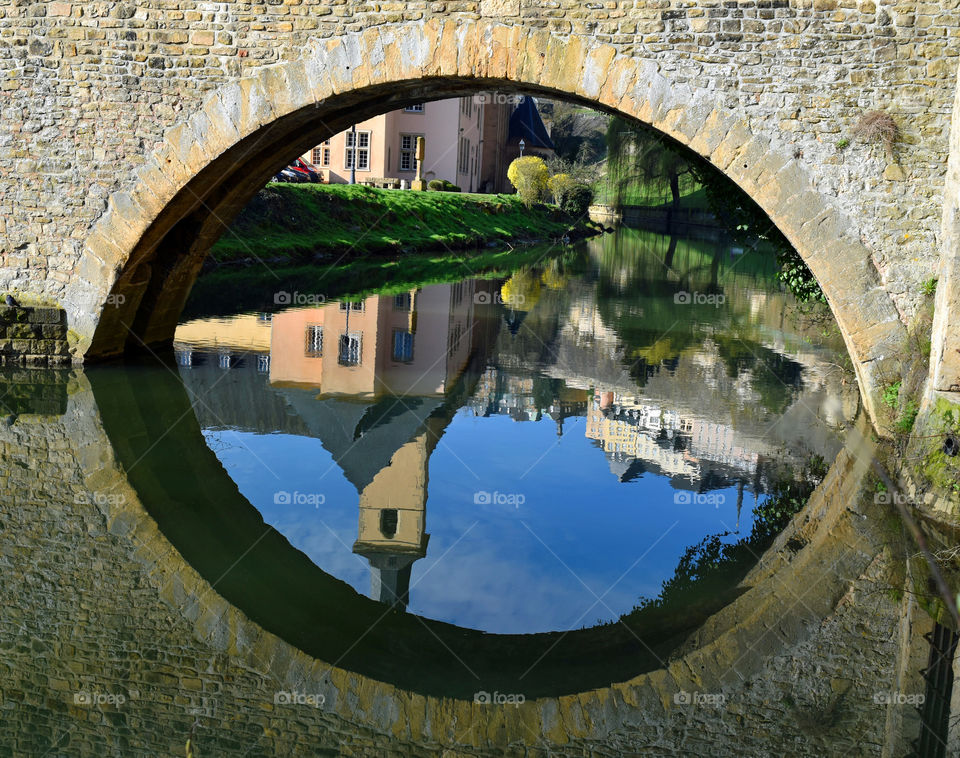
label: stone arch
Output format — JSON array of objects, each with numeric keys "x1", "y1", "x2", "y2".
[{"x1": 68, "y1": 18, "x2": 905, "y2": 425}]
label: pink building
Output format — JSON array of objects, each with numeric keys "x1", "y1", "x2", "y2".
[
  {"x1": 300, "y1": 95, "x2": 553, "y2": 193},
  {"x1": 268, "y1": 283, "x2": 478, "y2": 397}
]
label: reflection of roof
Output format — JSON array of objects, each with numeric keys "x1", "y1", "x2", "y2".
[
  {"x1": 276, "y1": 390, "x2": 444, "y2": 492},
  {"x1": 508, "y1": 96, "x2": 555, "y2": 150},
  {"x1": 606, "y1": 454, "x2": 645, "y2": 483}
]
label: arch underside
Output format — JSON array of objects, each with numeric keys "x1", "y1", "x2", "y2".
[{"x1": 71, "y1": 19, "x2": 907, "y2": 427}]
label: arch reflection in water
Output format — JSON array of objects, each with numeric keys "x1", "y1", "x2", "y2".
[{"x1": 172, "y1": 236, "x2": 859, "y2": 635}]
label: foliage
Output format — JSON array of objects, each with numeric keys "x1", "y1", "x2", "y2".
[
  {"x1": 835, "y1": 138, "x2": 850, "y2": 150},
  {"x1": 605, "y1": 117, "x2": 698, "y2": 210},
  {"x1": 604, "y1": 116, "x2": 823, "y2": 302},
  {"x1": 883, "y1": 381, "x2": 901, "y2": 409},
  {"x1": 540, "y1": 99, "x2": 608, "y2": 165},
  {"x1": 427, "y1": 179, "x2": 461, "y2": 192},
  {"x1": 507, "y1": 156, "x2": 550, "y2": 206},
  {"x1": 895, "y1": 400, "x2": 919, "y2": 435},
  {"x1": 561, "y1": 184, "x2": 595, "y2": 218},
  {"x1": 778, "y1": 247, "x2": 826, "y2": 303},
  {"x1": 547, "y1": 173, "x2": 578, "y2": 207},
  {"x1": 631, "y1": 456, "x2": 827, "y2": 615},
  {"x1": 922, "y1": 277, "x2": 938, "y2": 296}
]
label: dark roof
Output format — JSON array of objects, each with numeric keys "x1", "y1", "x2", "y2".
[{"x1": 508, "y1": 96, "x2": 555, "y2": 151}]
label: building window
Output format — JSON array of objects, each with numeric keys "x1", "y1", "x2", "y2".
[
  {"x1": 338, "y1": 332, "x2": 362, "y2": 366},
  {"x1": 458, "y1": 137, "x2": 470, "y2": 175},
  {"x1": 460, "y1": 96, "x2": 472, "y2": 118},
  {"x1": 339, "y1": 300, "x2": 364, "y2": 312},
  {"x1": 394, "y1": 292, "x2": 412, "y2": 311},
  {"x1": 305, "y1": 325, "x2": 323, "y2": 357},
  {"x1": 344, "y1": 131, "x2": 370, "y2": 171},
  {"x1": 312, "y1": 140, "x2": 331, "y2": 167},
  {"x1": 380, "y1": 509, "x2": 398, "y2": 538},
  {"x1": 218, "y1": 353, "x2": 232, "y2": 370},
  {"x1": 448, "y1": 322, "x2": 463, "y2": 355},
  {"x1": 399, "y1": 134, "x2": 420, "y2": 172},
  {"x1": 392, "y1": 329, "x2": 415, "y2": 362},
  {"x1": 404, "y1": 104, "x2": 424, "y2": 113},
  {"x1": 176, "y1": 350, "x2": 193, "y2": 368},
  {"x1": 257, "y1": 354, "x2": 271, "y2": 373}
]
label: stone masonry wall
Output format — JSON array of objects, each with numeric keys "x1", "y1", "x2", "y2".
[
  {"x1": 0, "y1": 304, "x2": 70, "y2": 367},
  {"x1": 0, "y1": 376, "x2": 940, "y2": 755},
  {"x1": 0, "y1": 0, "x2": 958, "y2": 329}
]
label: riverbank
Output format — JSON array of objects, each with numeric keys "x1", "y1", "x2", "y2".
[
  {"x1": 208, "y1": 184, "x2": 595, "y2": 265},
  {"x1": 185, "y1": 241, "x2": 586, "y2": 321}
]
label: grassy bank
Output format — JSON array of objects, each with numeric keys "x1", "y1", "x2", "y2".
[
  {"x1": 209, "y1": 183, "x2": 590, "y2": 264},
  {"x1": 185, "y1": 240, "x2": 584, "y2": 321}
]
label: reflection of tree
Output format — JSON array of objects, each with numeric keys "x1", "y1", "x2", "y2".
[
  {"x1": 500, "y1": 268, "x2": 541, "y2": 312},
  {"x1": 626, "y1": 456, "x2": 827, "y2": 623},
  {"x1": 710, "y1": 334, "x2": 804, "y2": 415}
]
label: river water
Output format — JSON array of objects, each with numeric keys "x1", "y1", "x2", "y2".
[{"x1": 0, "y1": 226, "x2": 942, "y2": 756}]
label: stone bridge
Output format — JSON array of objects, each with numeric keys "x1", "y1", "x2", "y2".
[{"x1": 3, "y1": 2, "x2": 960, "y2": 432}]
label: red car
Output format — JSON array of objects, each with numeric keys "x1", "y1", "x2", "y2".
[{"x1": 288, "y1": 158, "x2": 321, "y2": 183}]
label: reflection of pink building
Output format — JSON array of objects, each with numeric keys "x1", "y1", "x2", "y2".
[
  {"x1": 301, "y1": 98, "x2": 510, "y2": 192},
  {"x1": 269, "y1": 283, "x2": 477, "y2": 397}
]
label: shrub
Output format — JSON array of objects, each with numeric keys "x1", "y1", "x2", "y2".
[
  {"x1": 427, "y1": 179, "x2": 461, "y2": 192},
  {"x1": 854, "y1": 110, "x2": 900, "y2": 155},
  {"x1": 561, "y1": 184, "x2": 595, "y2": 217},
  {"x1": 507, "y1": 156, "x2": 549, "y2": 206},
  {"x1": 547, "y1": 172, "x2": 578, "y2": 207}
]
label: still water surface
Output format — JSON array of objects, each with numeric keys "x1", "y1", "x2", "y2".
[
  {"x1": 7, "y1": 227, "x2": 942, "y2": 756},
  {"x1": 171, "y1": 228, "x2": 857, "y2": 636}
]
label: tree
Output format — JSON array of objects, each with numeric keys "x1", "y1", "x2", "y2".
[
  {"x1": 507, "y1": 156, "x2": 549, "y2": 206},
  {"x1": 606, "y1": 117, "x2": 696, "y2": 210},
  {"x1": 547, "y1": 173, "x2": 577, "y2": 207}
]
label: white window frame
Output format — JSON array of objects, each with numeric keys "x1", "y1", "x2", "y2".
[
  {"x1": 404, "y1": 103, "x2": 424, "y2": 113},
  {"x1": 313, "y1": 141, "x2": 331, "y2": 167},
  {"x1": 399, "y1": 133, "x2": 421, "y2": 173},
  {"x1": 345, "y1": 130, "x2": 371, "y2": 171},
  {"x1": 338, "y1": 332, "x2": 363, "y2": 367},
  {"x1": 458, "y1": 137, "x2": 470, "y2": 175},
  {"x1": 305, "y1": 324, "x2": 323, "y2": 358}
]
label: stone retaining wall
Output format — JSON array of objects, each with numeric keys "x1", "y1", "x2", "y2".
[{"x1": 0, "y1": 305, "x2": 71, "y2": 367}]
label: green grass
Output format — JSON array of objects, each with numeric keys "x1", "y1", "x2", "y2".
[
  {"x1": 185, "y1": 240, "x2": 576, "y2": 321},
  {"x1": 209, "y1": 183, "x2": 584, "y2": 263}
]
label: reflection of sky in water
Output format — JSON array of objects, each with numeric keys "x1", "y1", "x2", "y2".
[{"x1": 204, "y1": 409, "x2": 755, "y2": 635}]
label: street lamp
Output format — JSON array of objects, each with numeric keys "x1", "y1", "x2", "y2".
[
  {"x1": 519, "y1": 138, "x2": 525, "y2": 158},
  {"x1": 350, "y1": 123, "x2": 358, "y2": 185}
]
